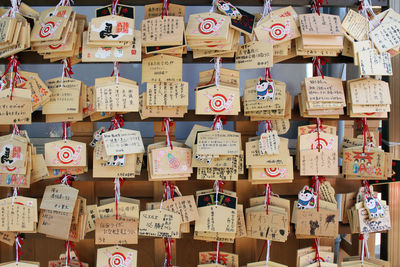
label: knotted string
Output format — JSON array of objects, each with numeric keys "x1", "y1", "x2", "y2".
[
  {"x1": 69, "y1": 242, "x2": 83, "y2": 267},
  {"x1": 212, "y1": 115, "x2": 226, "y2": 131},
  {"x1": 359, "y1": 234, "x2": 370, "y2": 264},
  {"x1": 65, "y1": 240, "x2": 71, "y2": 267},
  {"x1": 358, "y1": 0, "x2": 377, "y2": 40},
  {"x1": 161, "y1": 181, "x2": 175, "y2": 267},
  {"x1": 1, "y1": 56, "x2": 21, "y2": 100},
  {"x1": 111, "y1": 0, "x2": 119, "y2": 15},
  {"x1": 114, "y1": 178, "x2": 124, "y2": 220},
  {"x1": 62, "y1": 122, "x2": 71, "y2": 140},
  {"x1": 261, "y1": 0, "x2": 272, "y2": 20},
  {"x1": 214, "y1": 180, "x2": 224, "y2": 208},
  {"x1": 312, "y1": 238, "x2": 325, "y2": 267},
  {"x1": 359, "y1": 118, "x2": 374, "y2": 154},
  {"x1": 111, "y1": 62, "x2": 120, "y2": 84},
  {"x1": 265, "y1": 240, "x2": 271, "y2": 267},
  {"x1": 312, "y1": 56, "x2": 327, "y2": 79},
  {"x1": 310, "y1": 0, "x2": 327, "y2": 15},
  {"x1": 61, "y1": 58, "x2": 73, "y2": 89},
  {"x1": 209, "y1": 0, "x2": 218, "y2": 13},
  {"x1": 59, "y1": 174, "x2": 75, "y2": 186},
  {"x1": 12, "y1": 124, "x2": 20, "y2": 137},
  {"x1": 361, "y1": 180, "x2": 372, "y2": 196},
  {"x1": 15, "y1": 235, "x2": 23, "y2": 264},
  {"x1": 12, "y1": 186, "x2": 18, "y2": 205},
  {"x1": 1, "y1": 0, "x2": 21, "y2": 18},
  {"x1": 264, "y1": 184, "x2": 271, "y2": 215},
  {"x1": 311, "y1": 176, "x2": 326, "y2": 212},
  {"x1": 162, "y1": 118, "x2": 174, "y2": 150},
  {"x1": 213, "y1": 57, "x2": 221, "y2": 87},
  {"x1": 163, "y1": 238, "x2": 174, "y2": 267},
  {"x1": 109, "y1": 114, "x2": 124, "y2": 131},
  {"x1": 161, "y1": 0, "x2": 169, "y2": 18},
  {"x1": 265, "y1": 68, "x2": 272, "y2": 80},
  {"x1": 160, "y1": 181, "x2": 175, "y2": 210},
  {"x1": 312, "y1": 118, "x2": 322, "y2": 152},
  {"x1": 214, "y1": 241, "x2": 224, "y2": 265}
]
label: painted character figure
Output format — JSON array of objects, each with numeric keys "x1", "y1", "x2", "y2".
[
  {"x1": 359, "y1": 159, "x2": 367, "y2": 173},
  {"x1": 256, "y1": 79, "x2": 275, "y2": 100},
  {"x1": 106, "y1": 155, "x2": 125, "y2": 167},
  {"x1": 90, "y1": 127, "x2": 105, "y2": 147},
  {"x1": 217, "y1": 0, "x2": 242, "y2": 19},
  {"x1": 297, "y1": 186, "x2": 317, "y2": 209},
  {"x1": 352, "y1": 159, "x2": 359, "y2": 174},
  {"x1": 364, "y1": 195, "x2": 385, "y2": 218}
]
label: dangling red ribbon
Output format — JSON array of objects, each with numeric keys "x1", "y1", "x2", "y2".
[
  {"x1": 114, "y1": 177, "x2": 125, "y2": 220},
  {"x1": 313, "y1": 118, "x2": 322, "y2": 152},
  {"x1": 312, "y1": 239, "x2": 325, "y2": 267},
  {"x1": 265, "y1": 67, "x2": 272, "y2": 80},
  {"x1": 163, "y1": 238, "x2": 174, "y2": 267},
  {"x1": 310, "y1": 0, "x2": 327, "y2": 15},
  {"x1": 264, "y1": 184, "x2": 272, "y2": 215},
  {"x1": 162, "y1": 118, "x2": 174, "y2": 150},
  {"x1": 1, "y1": 56, "x2": 21, "y2": 100},
  {"x1": 109, "y1": 114, "x2": 124, "y2": 131},
  {"x1": 213, "y1": 242, "x2": 224, "y2": 264},
  {"x1": 69, "y1": 242, "x2": 83, "y2": 267},
  {"x1": 15, "y1": 235, "x2": 23, "y2": 263},
  {"x1": 58, "y1": 174, "x2": 75, "y2": 186},
  {"x1": 12, "y1": 124, "x2": 20, "y2": 136},
  {"x1": 111, "y1": 0, "x2": 120, "y2": 15},
  {"x1": 358, "y1": 118, "x2": 372, "y2": 154},
  {"x1": 212, "y1": 115, "x2": 226, "y2": 130},
  {"x1": 162, "y1": 181, "x2": 175, "y2": 201},
  {"x1": 64, "y1": 240, "x2": 71, "y2": 267},
  {"x1": 361, "y1": 180, "x2": 372, "y2": 196},
  {"x1": 161, "y1": 0, "x2": 170, "y2": 19},
  {"x1": 312, "y1": 56, "x2": 327, "y2": 78},
  {"x1": 110, "y1": 62, "x2": 120, "y2": 77},
  {"x1": 63, "y1": 58, "x2": 74, "y2": 78},
  {"x1": 62, "y1": 122, "x2": 71, "y2": 140},
  {"x1": 311, "y1": 176, "x2": 326, "y2": 212}
]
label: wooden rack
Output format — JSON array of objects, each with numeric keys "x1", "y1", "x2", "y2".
[{"x1": 0, "y1": 0, "x2": 394, "y2": 266}]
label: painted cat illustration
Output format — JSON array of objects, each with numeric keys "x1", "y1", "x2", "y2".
[{"x1": 297, "y1": 186, "x2": 317, "y2": 209}]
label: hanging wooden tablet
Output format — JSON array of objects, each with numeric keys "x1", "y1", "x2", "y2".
[
  {"x1": 142, "y1": 54, "x2": 182, "y2": 83},
  {"x1": 199, "y1": 250, "x2": 239, "y2": 266},
  {"x1": 88, "y1": 15, "x2": 134, "y2": 44},
  {"x1": 141, "y1": 16, "x2": 184, "y2": 46},
  {"x1": 139, "y1": 209, "x2": 181, "y2": 238},
  {"x1": 144, "y1": 3, "x2": 185, "y2": 19},
  {"x1": 186, "y1": 12, "x2": 230, "y2": 41},
  {"x1": 31, "y1": 6, "x2": 72, "y2": 43},
  {"x1": 235, "y1": 41, "x2": 273, "y2": 70},
  {"x1": 358, "y1": 48, "x2": 392, "y2": 76},
  {"x1": 95, "y1": 76, "x2": 139, "y2": 112},
  {"x1": 96, "y1": 246, "x2": 138, "y2": 267},
  {"x1": 82, "y1": 30, "x2": 141, "y2": 62},
  {"x1": 42, "y1": 77, "x2": 81, "y2": 114},
  {"x1": 45, "y1": 139, "x2": 86, "y2": 167}
]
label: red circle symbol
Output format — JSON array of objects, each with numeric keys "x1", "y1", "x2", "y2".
[
  {"x1": 269, "y1": 23, "x2": 287, "y2": 41},
  {"x1": 199, "y1": 18, "x2": 217, "y2": 35},
  {"x1": 40, "y1": 21, "x2": 55, "y2": 38},
  {"x1": 209, "y1": 94, "x2": 227, "y2": 113}
]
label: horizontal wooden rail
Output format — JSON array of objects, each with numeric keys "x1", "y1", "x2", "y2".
[
  {"x1": 2, "y1": 51, "x2": 354, "y2": 65},
  {"x1": 0, "y1": 0, "x2": 388, "y2": 7}
]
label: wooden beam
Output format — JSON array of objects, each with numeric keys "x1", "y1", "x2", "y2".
[
  {"x1": 0, "y1": 0, "x2": 388, "y2": 6},
  {"x1": 3, "y1": 51, "x2": 355, "y2": 65}
]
